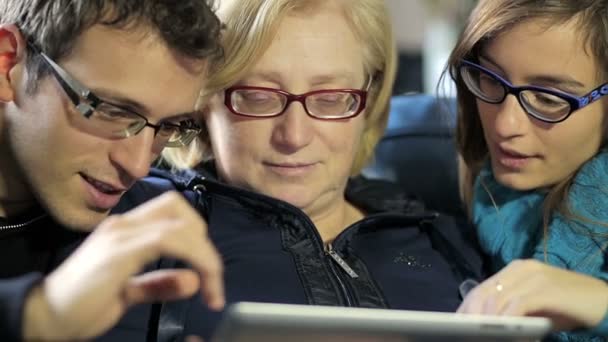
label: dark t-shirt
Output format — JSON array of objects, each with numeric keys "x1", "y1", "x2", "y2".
[
  {"x1": 0, "y1": 210, "x2": 84, "y2": 278},
  {"x1": 0, "y1": 209, "x2": 88, "y2": 341}
]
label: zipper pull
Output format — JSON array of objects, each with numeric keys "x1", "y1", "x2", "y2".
[{"x1": 326, "y1": 243, "x2": 359, "y2": 279}]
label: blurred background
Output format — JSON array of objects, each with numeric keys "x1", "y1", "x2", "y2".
[{"x1": 385, "y1": 0, "x2": 477, "y2": 96}]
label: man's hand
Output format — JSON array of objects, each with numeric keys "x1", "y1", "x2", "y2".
[{"x1": 23, "y1": 191, "x2": 224, "y2": 340}]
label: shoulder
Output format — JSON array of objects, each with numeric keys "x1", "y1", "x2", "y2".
[
  {"x1": 538, "y1": 151, "x2": 608, "y2": 272},
  {"x1": 570, "y1": 151, "x2": 608, "y2": 206},
  {"x1": 346, "y1": 175, "x2": 426, "y2": 215},
  {"x1": 112, "y1": 168, "x2": 202, "y2": 214},
  {"x1": 565, "y1": 150, "x2": 608, "y2": 233},
  {"x1": 347, "y1": 175, "x2": 487, "y2": 279}
]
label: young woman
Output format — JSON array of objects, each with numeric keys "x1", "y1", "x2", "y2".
[{"x1": 447, "y1": 0, "x2": 608, "y2": 340}]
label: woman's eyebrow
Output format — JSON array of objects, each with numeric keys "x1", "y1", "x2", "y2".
[
  {"x1": 479, "y1": 54, "x2": 586, "y2": 91},
  {"x1": 525, "y1": 74, "x2": 585, "y2": 91}
]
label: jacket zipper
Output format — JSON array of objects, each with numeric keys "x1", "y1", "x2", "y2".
[
  {"x1": 325, "y1": 243, "x2": 355, "y2": 306},
  {"x1": 326, "y1": 243, "x2": 359, "y2": 278},
  {"x1": 193, "y1": 178, "x2": 359, "y2": 306}
]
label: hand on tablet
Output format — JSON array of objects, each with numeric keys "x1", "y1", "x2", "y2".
[
  {"x1": 23, "y1": 192, "x2": 225, "y2": 341},
  {"x1": 457, "y1": 259, "x2": 608, "y2": 331}
]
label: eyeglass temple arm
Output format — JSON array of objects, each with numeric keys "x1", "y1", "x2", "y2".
[
  {"x1": 365, "y1": 74, "x2": 375, "y2": 91},
  {"x1": 28, "y1": 40, "x2": 98, "y2": 118},
  {"x1": 578, "y1": 82, "x2": 608, "y2": 109}
]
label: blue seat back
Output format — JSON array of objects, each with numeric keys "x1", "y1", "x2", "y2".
[{"x1": 362, "y1": 94, "x2": 463, "y2": 216}]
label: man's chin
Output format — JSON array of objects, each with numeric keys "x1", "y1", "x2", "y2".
[{"x1": 55, "y1": 207, "x2": 111, "y2": 232}]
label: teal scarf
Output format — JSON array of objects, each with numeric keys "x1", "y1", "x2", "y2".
[{"x1": 472, "y1": 150, "x2": 608, "y2": 340}]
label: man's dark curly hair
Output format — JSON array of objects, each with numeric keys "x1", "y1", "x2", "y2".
[{"x1": 0, "y1": 0, "x2": 223, "y2": 92}]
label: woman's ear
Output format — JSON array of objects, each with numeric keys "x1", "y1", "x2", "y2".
[{"x1": 0, "y1": 24, "x2": 25, "y2": 103}]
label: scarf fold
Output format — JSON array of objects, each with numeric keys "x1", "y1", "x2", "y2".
[{"x1": 472, "y1": 151, "x2": 608, "y2": 274}]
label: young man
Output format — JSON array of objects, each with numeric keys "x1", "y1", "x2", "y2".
[{"x1": 0, "y1": 1, "x2": 225, "y2": 340}]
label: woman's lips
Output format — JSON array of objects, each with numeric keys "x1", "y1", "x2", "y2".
[
  {"x1": 494, "y1": 145, "x2": 535, "y2": 169},
  {"x1": 264, "y1": 162, "x2": 317, "y2": 177}
]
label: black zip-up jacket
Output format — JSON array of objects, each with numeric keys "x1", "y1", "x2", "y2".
[
  {"x1": 0, "y1": 168, "x2": 484, "y2": 341},
  {"x1": 148, "y1": 166, "x2": 486, "y2": 342}
]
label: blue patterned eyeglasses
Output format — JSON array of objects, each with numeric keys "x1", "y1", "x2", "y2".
[{"x1": 459, "y1": 60, "x2": 608, "y2": 123}]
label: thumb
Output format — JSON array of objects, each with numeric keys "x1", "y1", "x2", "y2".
[{"x1": 123, "y1": 269, "x2": 201, "y2": 306}]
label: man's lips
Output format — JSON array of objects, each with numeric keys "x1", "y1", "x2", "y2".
[
  {"x1": 80, "y1": 173, "x2": 130, "y2": 211},
  {"x1": 80, "y1": 173, "x2": 127, "y2": 195}
]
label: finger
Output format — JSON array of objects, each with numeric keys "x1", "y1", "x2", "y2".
[
  {"x1": 500, "y1": 293, "x2": 572, "y2": 331},
  {"x1": 458, "y1": 285, "x2": 490, "y2": 314},
  {"x1": 461, "y1": 265, "x2": 526, "y2": 315},
  {"x1": 458, "y1": 281, "x2": 505, "y2": 314},
  {"x1": 196, "y1": 238, "x2": 225, "y2": 310},
  {"x1": 107, "y1": 193, "x2": 226, "y2": 309},
  {"x1": 148, "y1": 217, "x2": 225, "y2": 310},
  {"x1": 123, "y1": 269, "x2": 201, "y2": 305},
  {"x1": 186, "y1": 335, "x2": 205, "y2": 342},
  {"x1": 130, "y1": 220, "x2": 225, "y2": 309},
  {"x1": 501, "y1": 296, "x2": 527, "y2": 317},
  {"x1": 457, "y1": 293, "x2": 473, "y2": 313},
  {"x1": 501, "y1": 291, "x2": 576, "y2": 330}
]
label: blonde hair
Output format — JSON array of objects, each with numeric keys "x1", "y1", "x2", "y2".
[{"x1": 163, "y1": 0, "x2": 397, "y2": 175}]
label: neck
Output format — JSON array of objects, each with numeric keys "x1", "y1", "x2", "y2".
[
  {"x1": 310, "y1": 197, "x2": 364, "y2": 244},
  {"x1": 0, "y1": 115, "x2": 36, "y2": 218},
  {"x1": 0, "y1": 198, "x2": 36, "y2": 219}
]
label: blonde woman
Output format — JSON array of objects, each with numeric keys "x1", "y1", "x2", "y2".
[
  {"x1": 447, "y1": 0, "x2": 608, "y2": 340},
  {"x1": 160, "y1": 0, "x2": 483, "y2": 340}
]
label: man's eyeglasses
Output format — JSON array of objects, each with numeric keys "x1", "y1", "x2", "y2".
[
  {"x1": 458, "y1": 60, "x2": 608, "y2": 123},
  {"x1": 224, "y1": 85, "x2": 369, "y2": 120},
  {"x1": 29, "y1": 43, "x2": 201, "y2": 148}
]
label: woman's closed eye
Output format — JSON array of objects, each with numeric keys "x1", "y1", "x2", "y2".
[
  {"x1": 312, "y1": 93, "x2": 350, "y2": 105},
  {"x1": 240, "y1": 90, "x2": 277, "y2": 103},
  {"x1": 529, "y1": 92, "x2": 566, "y2": 107}
]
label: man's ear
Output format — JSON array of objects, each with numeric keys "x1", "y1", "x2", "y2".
[{"x1": 0, "y1": 24, "x2": 25, "y2": 103}]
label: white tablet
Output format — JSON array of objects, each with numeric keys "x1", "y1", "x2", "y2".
[{"x1": 212, "y1": 302, "x2": 552, "y2": 342}]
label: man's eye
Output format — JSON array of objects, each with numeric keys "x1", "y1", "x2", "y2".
[
  {"x1": 96, "y1": 108, "x2": 135, "y2": 121},
  {"x1": 165, "y1": 118, "x2": 197, "y2": 127}
]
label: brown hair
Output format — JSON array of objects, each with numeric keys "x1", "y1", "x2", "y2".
[
  {"x1": 445, "y1": 0, "x2": 608, "y2": 244},
  {"x1": 0, "y1": 0, "x2": 223, "y2": 93}
]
